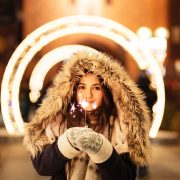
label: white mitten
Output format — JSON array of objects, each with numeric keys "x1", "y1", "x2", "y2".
[
  {"x1": 76, "y1": 130, "x2": 113, "y2": 163},
  {"x1": 57, "y1": 127, "x2": 92, "y2": 159},
  {"x1": 66, "y1": 127, "x2": 93, "y2": 149},
  {"x1": 57, "y1": 130, "x2": 80, "y2": 159}
]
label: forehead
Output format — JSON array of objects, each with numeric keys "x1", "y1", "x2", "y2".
[{"x1": 80, "y1": 73, "x2": 100, "y2": 84}]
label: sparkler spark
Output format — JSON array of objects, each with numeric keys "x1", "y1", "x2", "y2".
[
  {"x1": 79, "y1": 100, "x2": 97, "y2": 110},
  {"x1": 71, "y1": 103, "x2": 76, "y2": 112},
  {"x1": 79, "y1": 100, "x2": 89, "y2": 109},
  {"x1": 92, "y1": 102, "x2": 97, "y2": 109},
  {"x1": 69, "y1": 100, "x2": 98, "y2": 127}
]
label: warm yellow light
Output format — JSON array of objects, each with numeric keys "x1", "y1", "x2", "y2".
[
  {"x1": 137, "y1": 26, "x2": 168, "y2": 73},
  {"x1": 76, "y1": 0, "x2": 103, "y2": 15},
  {"x1": 174, "y1": 59, "x2": 180, "y2": 73},
  {"x1": 1, "y1": 15, "x2": 165, "y2": 138},
  {"x1": 137, "y1": 27, "x2": 153, "y2": 38},
  {"x1": 154, "y1": 27, "x2": 169, "y2": 39}
]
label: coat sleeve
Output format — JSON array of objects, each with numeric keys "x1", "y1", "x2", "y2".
[
  {"x1": 97, "y1": 149, "x2": 137, "y2": 180},
  {"x1": 31, "y1": 140, "x2": 69, "y2": 176}
]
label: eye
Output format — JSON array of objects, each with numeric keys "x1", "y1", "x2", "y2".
[
  {"x1": 93, "y1": 86, "x2": 101, "y2": 90},
  {"x1": 78, "y1": 85, "x2": 86, "y2": 90}
]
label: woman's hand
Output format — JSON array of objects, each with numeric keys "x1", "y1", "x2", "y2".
[
  {"x1": 67, "y1": 127, "x2": 113, "y2": 163},
  {"x1": 75, "y1": 130, "x2": 103, "y2": 154},
  {"x1": 66, "y1": 127, "x2": 93, "y2": 149}
]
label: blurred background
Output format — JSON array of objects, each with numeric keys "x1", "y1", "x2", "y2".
[{"x1": 0, "y1": 0, "x2": 180, "y2": 180}]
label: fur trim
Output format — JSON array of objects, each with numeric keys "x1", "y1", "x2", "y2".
[{"x1": 23, "y1": 50, "x2": 151, "y2": 165}]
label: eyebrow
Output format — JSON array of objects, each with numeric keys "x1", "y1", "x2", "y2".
[{"x1": 78, "y1": 83, "x2": 101, "y2": 86}]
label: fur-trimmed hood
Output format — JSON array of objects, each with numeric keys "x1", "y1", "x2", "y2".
[{"x1": 24, "y1": 50, "x2": 151, "y2": 166}]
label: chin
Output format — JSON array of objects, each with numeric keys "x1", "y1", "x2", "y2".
[
  {"x1": 84, "y1": 108, "x2": 94, "y2": 112},
  {"x1": 84, "y1": 106, "x2": 97, "y2": 112}
]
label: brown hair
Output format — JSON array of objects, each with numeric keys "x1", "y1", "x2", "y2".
[
  {"x1": 65, "y1": 78, "x2": 117, "y2": 178},
  {"x1": 66, "y1": 76, "x2": 117, "y2": 133}
]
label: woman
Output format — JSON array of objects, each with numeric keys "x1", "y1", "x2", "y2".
[{"x1": 23, "y1": 50, "x2": 151, "y2": 180}]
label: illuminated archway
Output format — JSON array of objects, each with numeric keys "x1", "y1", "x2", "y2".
[{"x1": 1, "y1": 15, "x2": 165, "y2": 138}]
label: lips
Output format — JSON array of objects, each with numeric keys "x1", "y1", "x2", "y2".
[{"x1": 86, "y1": 101, "x2": 94, "y2": 104}]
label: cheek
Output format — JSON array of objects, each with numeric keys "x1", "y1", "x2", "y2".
[
  {"x1": 76, "y1": 92, "x2": 83, "y2": 102},
  {"x1": 96, "y1": 93, "x2": 104, "y2": 105}
]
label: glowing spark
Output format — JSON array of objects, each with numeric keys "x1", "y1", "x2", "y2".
[
  {"x1": 79, "y1": 100, "x2": 88, "y2": 109},
  {"x1": 71, "y1": 103, "x2": 76, "y2": 112},
  {"x1": 92, "y1": 102, "x2": 97, "y2": 109}
]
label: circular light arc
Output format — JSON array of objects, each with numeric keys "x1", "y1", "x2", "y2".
[{"x1": 0, "y1": 15, "x2": 165, "y2": 138}]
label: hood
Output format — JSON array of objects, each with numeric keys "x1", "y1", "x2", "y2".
[{"x1": 24, "y1": 50, "x2": 151, "y2": 166}]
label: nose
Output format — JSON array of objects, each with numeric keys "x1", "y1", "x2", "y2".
[{"x1": 86, "y1": 88, "x2": 92, "y2": 98}]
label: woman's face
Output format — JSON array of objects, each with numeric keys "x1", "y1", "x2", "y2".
[{"x1": 76, "y1": 73, "x2": 104, "y2": 111}]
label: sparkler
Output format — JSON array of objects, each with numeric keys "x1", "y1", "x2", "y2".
[
  {"x1": 79, "y1": 100, "x2": 88, "y2": 127},
  {"x1": 69, "y1": 100, "x2": 97, "y2": 127},
  {"x1": 80, "y1": 100, "x2": 98, "y2": 126}
]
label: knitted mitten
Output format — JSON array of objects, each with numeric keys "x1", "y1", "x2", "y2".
[
  {"x1": 76, "y1": 130, "x2": 113, "y2": 163},
  {"x1": 66, "y1": 127, "x2": 93, "y2": 149},
  {"x1": 59, "y1": 127, "x2": 113, "y2": 163},
  {"x1": 57, "y1": 129, "x2": 81, "y2": 159}
]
